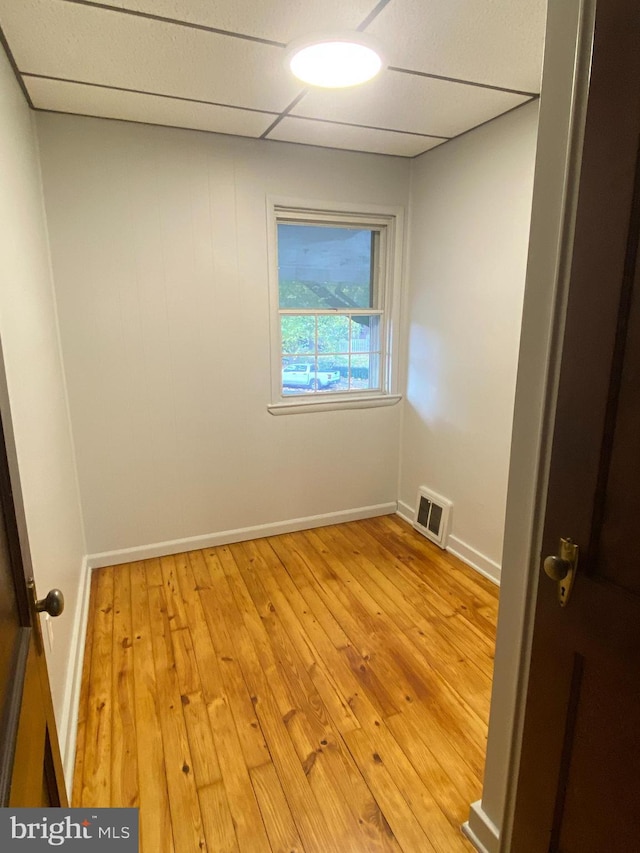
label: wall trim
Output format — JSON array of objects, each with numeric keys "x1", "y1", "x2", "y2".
[
  {"x1": 397, "y1": 504, "x2": 501, "y2": 585},
  {"x1": 59, "y1": 555, "x2": 92, "y2": 796},
  {"x1": 462, "y1": 800, "x2": 500, "y2": 853},
  {"x1": 396, "y1": 499, "x2": 414, "y2": 525},
  {"x1": 87, "y1": 503, "x2": 398, "y2": 569},
  {"x1": 447, "y1": 535, "x2": 501, "y2": 586}
]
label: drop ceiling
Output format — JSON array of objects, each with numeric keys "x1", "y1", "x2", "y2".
[{"x1": 0, "y1": 0, "x2": 547, "y2": 158}]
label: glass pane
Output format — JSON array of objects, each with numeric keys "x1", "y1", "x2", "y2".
[
  {"x1": 281, "y1": 356, "x2": 343, "y2": 395},
  {"x1": 351, "y1": 315, "x2": 380, "y2": 353},
  {"x1": 281, "y1": 315, "x2": 315, "y2": 355},
  {"x1": 349, "y1": 353, "x2": 381, "y2": 391},
  {"x1": 320, "y1": 356, "x2": 349, "y2": 392},
  {"x1": 281, "y1": 357, "x2": 315, "y2": 396},
  {"x1": 278, "y1": 224, "x2": 377, "y2": 310},
  {"x1": 317, "y1": 315, "x2": 350, "y2": 354}
]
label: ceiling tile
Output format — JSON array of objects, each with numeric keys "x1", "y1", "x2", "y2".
[
  {"x1": 25, "y1": 76, "x2": 275, "y2": 137},
  {"x1": 268, "y1": 116, "x2": 445, "y2": 158},
  {"x1": 69, "y1": 0, "x2": 378, "y2": 44},
  {"x1": 367, "y1": 0, "x2": 547, "y2": 94},
  {"x1": 0, "y1": 0, "x2": 301, "y2": 112},
  {"x1": 293, "y1": 70, "x2": 530, "y2": 139}
]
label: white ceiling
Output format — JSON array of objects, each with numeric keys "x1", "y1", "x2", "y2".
[{"x1": 0, "y1": 0, "x2": 547, "y2": 158}]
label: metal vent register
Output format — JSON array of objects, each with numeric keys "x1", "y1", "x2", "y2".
[{"x1": 413, "y1": 487, "x2": 452, "y2": 548}]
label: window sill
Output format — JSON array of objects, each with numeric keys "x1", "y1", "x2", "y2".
[{"x1": 267, "y1": 394, "x2": 402, "y2": 416}]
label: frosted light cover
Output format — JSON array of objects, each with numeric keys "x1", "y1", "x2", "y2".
[{"x1": 289, "y1": 39, "x2": 382, "y2": 88}]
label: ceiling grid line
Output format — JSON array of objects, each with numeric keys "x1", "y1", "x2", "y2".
[
  {"x1": 275, "y1": 114, "x2": 450, "y2": 141},
  {"x1": 356, "y1": 0, "x2": 395, "y2": 32},
  {"x1": 0, "y1": 0, "x2": 547, "y2": 158},
  {"x1": 31, "y1": 106, "x2": 419, "y2": 161},
  {"x1": 21, "y1": 73, "x2": 281, "y2": 117},
  {"x1": 388, "y1": 66, "x2": 538, "y2": 98},
  {"x1": 411, "y1": 95, "x2": 540, "y2": 159},
  {"x1": 59, "y1": 0, "x2": 287, "y2": 47},
  {"x1": 260, "y1": 90, "x2": 309, "y2": 140},
  {"x1": 260, "y1": 0, "x2": 387, "y2": 141},
  {"x1": 0, "y1": 20, "x2": 32, "y2": 107}
]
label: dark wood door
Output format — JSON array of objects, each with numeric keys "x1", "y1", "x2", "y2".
[
  {"x1": 512, "y1": 0, "x2": 640, "y2": 850},
  {"x1": 0, "y1": 381, "x2": 67, "y2": 808}
]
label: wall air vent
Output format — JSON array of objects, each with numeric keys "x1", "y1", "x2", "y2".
[{"x1": 413, "y1": 486, "x2": 452, "y2": 549}]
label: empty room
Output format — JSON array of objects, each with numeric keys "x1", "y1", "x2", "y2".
[{"x1": 2, "y1": 1, "x2": 638, "y2": 852}]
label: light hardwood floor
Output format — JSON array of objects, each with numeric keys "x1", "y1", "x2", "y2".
[{"x1": 73, "y1": 515, "x2": 499, "y2": 852}]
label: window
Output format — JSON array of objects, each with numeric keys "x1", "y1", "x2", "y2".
[{"x1": 268, "y1": 203, "x2": 403, "y2": 413}]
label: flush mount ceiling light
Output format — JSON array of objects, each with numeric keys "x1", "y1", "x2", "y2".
[{"x1": 286, "y1": 32, "x2": 384, "y2": 88}]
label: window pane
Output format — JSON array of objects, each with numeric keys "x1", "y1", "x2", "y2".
[
  {"x1": 320, "y1": 356, "x2": 349, "y2": 392},
  {"x1": 281, "y1": 357, "x2": 314, "y2": 396},
  {"x1": 350, "y1": 353, "x2": 381, "y2": 391},
  {"x1": 351, "y1": 315, "x2": 380, "y2": 353},
  {"x1": 281, "y1": 357, "x2": 342, "y2": 396},
  {"x1": 281, "y1": 315, "x2": 315, "y2": 355},
  {"x1": 278, "y1": 224, "x2": 377, "y2": 310},
  {"x1": 317, "y1": 314, "x2": 350, "y2": 354}
]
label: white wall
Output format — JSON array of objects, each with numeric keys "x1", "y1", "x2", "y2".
[
  {"x1": 0, "y1": 47, "x2": 86, "y2": 771},
  {"x1": 35, "y1": 114, "x2": 410, "y2": 558},
  {"x1": 399, "y1": 102, "x2": 539, "y2": 579}
]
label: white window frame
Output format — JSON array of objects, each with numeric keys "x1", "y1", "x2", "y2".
[{"x1": 267, "y1": 197, "x2": 404, "y2": 415}]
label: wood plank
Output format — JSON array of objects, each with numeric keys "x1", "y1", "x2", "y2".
[
  {"x1": 159, "y1": 553, "x2": 189, "y2": 631},
  {"x1": 354, "y1": 714, "x2": 470, "y2": 851},
  {"x1": 75, "y1": 519, "x2": 497, "y2": 853},
  {"x1": 355, "y1": 519, "x2": 496, "y2": 636},
  {"x1": 268, "y1": 534, "x2": 402, "y2": 718},
  {"x1": 80, "y1": 567, "x2": 113, "y2": 807},
  {"x1": 295, "y1": 530, "x2": 486, "y2": 755},
  {"x1": 206, "y1": 694, "x2": 272, "y2": 853},
  {"x1": 215, "y1": 545, "x2": 296, "y2": 719},
  {"x1": 215, "y1": 546, "x2": 346, "y2": 853},
  {"x1": 196, "y1": 548, "x2": 272, "y2": 770},
  {"x1": 251, "y1": 763, "x2": 306, "y2": 853},
  {"x1": 310, "y1": 526, "x2": 493, "y2": 723},
  {"x1": 172, "y1": 552, "x2": 271, "y2": 853},
  {"x1": 180, "y1": 691, "x2": 221, "y2": 789},
  {"x1": 130, "y1": 561, "x2": 174, "y2": 853},
  {"x1": 386, "y1": 710, "x2": 481, "y2": 828},
  {"x1": 173, "y1": 551, "x2": 225, "y2": 704},
  {"x1": 265, "y1": 535, "x2": 351, "y2": 651},
  {"x1": 365, "y1": 516, "x2": 498, "y2": 625},
  {"x1": 147, "y1": 584, "x2": 207, "y2": 852},
  {"x1": 111, "y1": 564, "x2": 139, "y2": 808},
  {"x1": 322, "y1": 523, "x2": 495, "y2": 680},
  {"x1": 144, "y1": 557, "x2": 164, "y2": 588},
  {"x1": 254, "y1": 539, "x2": 387, "y2": 729},
  {"x1": 244, "y1": 538, "x2": 360, "y2": 736},
  {"x1": 198, "y1": 781, "x2": 240, "y2": 853},
  {"x1": 231, "y1": 540, "x2": 393, "y2": 853},
  {"x1": 171, "y1": 627, "x2": 201, "y2": 697},
  {"x1": 348, "y1": 522, "x2": 497, "y2": 674},
  {"x1": 344, "y1": 727, "x2": 438, "y2": 853}
]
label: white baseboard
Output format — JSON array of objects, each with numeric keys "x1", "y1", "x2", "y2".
[
  {"x1": 87, "y1": 502, "x2": 398, "y2": 569},
  {"x1": 396, "y1": 500, "x2": 414, "y2": 525},
  {"x1": 447, "y1": 535, "x2": 501, "y2": 586},
  {"x1": 59, "y1": 555, "x2": 92, "y2": 797},
  {"x1": 462, "y1": 801, "x2": 500, "y2": 853},
  {"x1": 396, "y1": 503, "x2": 501, "y2": 586}
]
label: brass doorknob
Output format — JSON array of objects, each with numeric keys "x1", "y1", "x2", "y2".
[
  {"x1": 542, "y1": 538, "x2": 579, "y2": 607},
  {"x1": 34, "y1": 588, "x2": 65, "y2": 617},
  {"x1": 543, "y1": 555, "x2": 572, "y2": 581}
]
